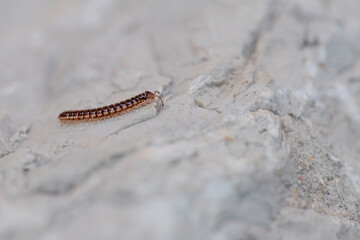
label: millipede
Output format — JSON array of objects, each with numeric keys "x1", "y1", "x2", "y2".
[{"x1": 58, "y1": 91, "x2": 164, "y2": 122}]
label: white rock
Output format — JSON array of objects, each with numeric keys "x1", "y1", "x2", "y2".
[{"x1": 0, "y1": 0, "x2": 360, "y2": 239}]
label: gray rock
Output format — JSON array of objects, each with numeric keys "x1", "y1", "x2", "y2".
[
  {"x1": 0, "y1": 115, "x2": 14, "y2": 157},
  {"x1": 0, "y1": 0, "x2": 360, "y2": 240}
]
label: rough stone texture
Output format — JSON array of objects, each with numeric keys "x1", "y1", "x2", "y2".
[{"x1": 0, "y1": 0, "x2": 360, "y2": 239}]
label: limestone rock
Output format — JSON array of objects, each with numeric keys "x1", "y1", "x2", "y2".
[{"x1": 0, "y1": 0, "x2": 360, "y2": 240}]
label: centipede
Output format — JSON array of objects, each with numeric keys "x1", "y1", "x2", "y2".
[{"x1": 58, "y1": 91, "x2": 164, "y2": 122}]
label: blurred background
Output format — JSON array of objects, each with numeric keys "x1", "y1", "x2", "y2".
[
  {"x1": 1, "y1": 0, "x2": 359, "y2": 125},
  {"x1": 1, "y1": 0, "x2": 360, "y2": 239},
  {"x1": 1, "y1": 0, "x2": 267, "y2": 126}
]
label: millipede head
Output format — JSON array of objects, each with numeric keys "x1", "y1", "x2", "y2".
[{"x1": 144, "y1": 91, "x2": 153, "y2": 98}]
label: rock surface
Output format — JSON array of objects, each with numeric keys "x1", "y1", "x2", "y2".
[{"x1": 0, "y1": 0, "x2": 360, "y2": 239}]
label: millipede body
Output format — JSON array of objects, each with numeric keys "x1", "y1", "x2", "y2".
[{"x1": 58, "y1": 91, "x2": 163, "y2": 122}]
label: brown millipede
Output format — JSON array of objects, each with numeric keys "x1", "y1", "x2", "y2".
[{"x1": 58, "y1": 91, "x2": 164, "y2": 122}]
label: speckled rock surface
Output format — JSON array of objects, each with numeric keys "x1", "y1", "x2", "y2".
[{"x1": 1, "y1": 0, "x2": 360, "y2": 239}]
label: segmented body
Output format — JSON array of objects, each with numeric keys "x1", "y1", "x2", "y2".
[{"x1": 58, "y1": 91, "x2": 163, "y2": 122}]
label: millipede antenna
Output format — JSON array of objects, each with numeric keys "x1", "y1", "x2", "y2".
[{"x1": 154, "y1": 91, "x2": 164, "y2": 106}]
